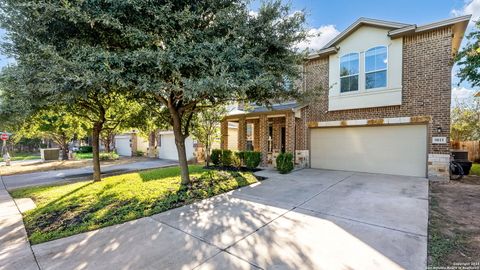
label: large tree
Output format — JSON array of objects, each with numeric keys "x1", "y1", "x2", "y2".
[
  {"x1": 16, "y1": 109, "x2": 89, "y2": 160},
  {"x1": 0, "y1": 1, "x2": 139, "y2": 181},
  {"x1": 455, "y1": 20, "x2": 480, "y2": 142},
  {"x1": 1, "y1": 0, "x2": 307, "y2": 184},
  {"x1": 123, "y1": 0, "x2": 307, "y2": 184}
]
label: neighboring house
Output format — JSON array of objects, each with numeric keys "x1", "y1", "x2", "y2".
[
  {"x1": 221, "y1": 15, "x2": 471, "y2": 180},
  {"x1": 114, "y1": 131, "x2": 149, "y2": 157}
]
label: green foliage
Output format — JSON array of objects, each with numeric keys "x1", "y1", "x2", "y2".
[
  {"x1": 0, "y1": 0, "x2": 307, "y2": 183},
  {"x1": 211, "y1": 149, "x2": 222, "y2": 166},
  {"x1": 235, "y1": 151, "x2": 246, "y2": 162},
  {"x1": 232, "y1": 154, "x2": 242, "y2": 168},
  {"x1": 191, "y1": 106, "x2": 228, "y2": 165},
  {"x1": 276, "y1": 152, "x2": 294, "y2": 174},
  {"x1": 471, "y1": 164, "x2": 480, "y2": 176},
  {"x1": 74, "y1": 153, "x2": 93, "y2": 160},
  {"x1": 9, "y1": 152, "x2": 41, "y2": 161},
  {"x1": 221, "y1": 149, "x2": 233, "y2": 167},
  {"x1": 10, "y1": 165, "x2": 257, "y2": 244},
  {"x1": 450, "y1": 100, "x2": 480, "y2": 141},
  {"x1": 99, "y1": 152, "x2": 119, "y2": 161},
  {"x1": 244, "y1": 151, "x2": 262, "y2": 169},
  {"x1": 77, "y1": 146, "x2": 93, "y2": 154},
  {"x1": 457, "y1": 21, "x2": 480, "y2": 89},
  {"x1": 135, "y1": 151, "x2": 144, "y2": 157}
]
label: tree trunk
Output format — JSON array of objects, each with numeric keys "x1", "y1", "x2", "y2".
[
  {"x1": 61, "y1": 143, "x2": 69, "y2": 160},
  {"x1": 205, "y1": 140, "x2": 210, "y2": 167},
  {"x1": 92, "y1": 122, "x2": 103, "y2": 182},
  {"x1": 170, "y1": 109, "x2": 190, "y2": 185},
  {"x1": 104, "y1": 136, "x2": 111, "y2": 153},
  {"x1": 174, "y1": 134, "x2": 190, "y2": 185}
]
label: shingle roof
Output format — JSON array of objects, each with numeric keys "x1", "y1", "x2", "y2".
[{"x1": 250, "y1": 102, "x2": 301, "y2": 113}]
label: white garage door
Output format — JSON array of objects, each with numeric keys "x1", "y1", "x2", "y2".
[
  {"x1": 310, "y1": 125, "x2": 427, "y2": 177},
  {"x1": 115, "y1": 137, "x2": 132, "y2": 157},
  {"x1": 158, "y1": 134, "x2": 195, "y2": 161}
]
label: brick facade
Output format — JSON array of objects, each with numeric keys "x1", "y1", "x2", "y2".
[
  {"x1": 302, "y1": 27, "x2": 453, "y2": 180},
  {"x1": 221, "y1": 27, "x2": 456, "y2": 178}
]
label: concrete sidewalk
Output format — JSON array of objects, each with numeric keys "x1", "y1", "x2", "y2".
[
  {"x1": 0, "y1": 176, "x2": 39, "y2": 270},
  {"x1": 2, "y1": 159, "x2": 177, "y2": 190}
]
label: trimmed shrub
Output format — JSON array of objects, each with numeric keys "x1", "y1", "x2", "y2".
[
  {"x1": 135, "y1": 150, "x2": 144, "y2": 157},
  {"x1": 235, "y1": 151, "x2": 246, "y2": 163},
  {"x1": 211, "y1": 149, "x2": 222, "y2": 166},
  {"x1": 77, "y1": 146, "x2": 93, "y2": 153},
  {"x1": 276, "y1": 152, "x2": 294, "y2": 174},
  {"x1": 99, "y1": 152, "x2": 119, "y2": 161},
  {"x1": 232, "y1": 154, "x2": 242, "y2": 169},
  {"x1": 221, "y1": 149, "x2": 232, "y2": 167},
  {"x1": 244, "y1": 151, "x2": 261, "y2": 169}
]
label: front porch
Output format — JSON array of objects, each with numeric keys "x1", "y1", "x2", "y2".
[{"x1": 220, "y1": 105, "x2": 309, "y2": 168}]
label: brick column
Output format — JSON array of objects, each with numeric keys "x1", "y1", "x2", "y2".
[
  {"x1": 253, "y1": 119, "x2": 260, "y2": 151},
  {"x1": 285, "y1": 112, "x2": 295, "y2": 153},
  {"x1": 220, "y1": 120, "x2": 228, "y2": 150},
  {"x1": 237, "y1": 116, "x2": 247, "y2": 151},
  {"x1": 259, "y1": 115, "x2": 269, "y2": 166}
]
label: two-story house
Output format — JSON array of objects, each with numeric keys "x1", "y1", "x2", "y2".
[{"x1": 221, "y1": 15, "x2": 470, "y2": 180}]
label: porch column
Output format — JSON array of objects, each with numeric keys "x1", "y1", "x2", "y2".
[
  {"x1": 237, "y1": 116, "x2": 247, "y2": 151},
  {"x1": 220, "y1": 120, "x2": 228, "y2": 150},
  {"x1": 259, "y1": 115, "x2": 269, "y2": 166},
  {"x1": 253, "y1": 119, "x2": 260, "y2": 151},
  {"x1": 285, "y1": 112, "x2": 295, "y2": 153}
]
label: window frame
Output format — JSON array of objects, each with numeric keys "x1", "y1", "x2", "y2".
[
  {"x1": 339, "y1": 52, "x2": 360, "y2": 93},
  {"x1": 364, "y1": 46, "x2": 388, "y2": 90}
]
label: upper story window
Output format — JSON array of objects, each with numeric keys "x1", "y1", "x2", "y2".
[
  {"x1": 365, "y1": 46, "x2": 387, "y2": 89},
  {"x1": 340, "y1": 53, "x2": 359, "y2": 93}
]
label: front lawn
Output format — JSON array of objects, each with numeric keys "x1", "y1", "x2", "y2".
[
  {"x1": 470, "y1": 163, "x2": 480, "y2": 176},
  {"x1": 73, "y1": 152, "x2": 93, "y2": 159},
  {"x1": 9, "y1": 152, "x2": 41, "y2": 161},
  {"x1": 11, "y1": 165, "x2": 258, "y2": 244}
]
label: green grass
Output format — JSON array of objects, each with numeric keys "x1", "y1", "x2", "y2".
[
  {"x1": 8, "y1": 152, "x2": 41, "y2": 161},
  {"x1": 11, "y1": 165, "x2": 258, "y2": 244},
  {"x1": 74, "y1": 152, "x2": 93, "y2": 159},
  {"x1": 470, "y1": 163, "x2": 480, "y2": 176}
]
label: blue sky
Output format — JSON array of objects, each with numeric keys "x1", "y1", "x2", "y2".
[{"x1": 1, "y1": 0, "x2": 479, "y2": 100}]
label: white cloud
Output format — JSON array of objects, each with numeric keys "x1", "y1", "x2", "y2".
[
  {"x1": 248, "y1": 10, "x2": 258, "y2": 18},
  {"x1": 296, "y1": 25, "x2": 340, "y2": 52},
  {"x1": 452, "y1": 87, "x2": 477, "y2": 104},
  {"x1": 451, "y1": 0, "x2": 480, "y2": 22}
]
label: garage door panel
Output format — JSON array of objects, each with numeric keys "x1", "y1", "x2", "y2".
[
  {"x1": 310, "y1": 125, "x2": 427, "y2": 177},
  {"x1": 115, "y1": 138, "x2": 132, "y2": 157}
]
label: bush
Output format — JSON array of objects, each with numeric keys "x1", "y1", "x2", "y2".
[
  {"x1": 221, "y1": 149, "x2": 232, "y2": 167},
  {"x1": 211, "y1": 149, "x2": 222, "y2": 166},
  {"x1": 244, "y1": 151, "x2": 261, "y2": 169},
  {"x1": 99, "y1": 152, "x2": 119, "y2": 161},
  {"x1": 276, "y1": 152, "x2": 294, "y2": 174},
  {"x1": 235, "y1": 151, "x2": 245, "y2": 163},
  {"x1": 77, "y1": 146, "x2": 93, "y2": 153},
  {"x1": 232, "y1": 154, "x2": 242, "y2": 169},
  {"x1": 135, "y1": 150, "x2": 144, "y2": 157}
]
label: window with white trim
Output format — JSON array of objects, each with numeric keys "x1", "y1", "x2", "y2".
[
  {"x1": 365, "y1": 46, "x2": 387, "y2": 89},
  {"x1": 340, "y1": 53, "x2": 359, "y2": 93}
]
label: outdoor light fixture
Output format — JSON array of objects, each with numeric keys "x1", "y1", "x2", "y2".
[{"x1": 436, "y1": 126, "x2": 442, "y2": 133}]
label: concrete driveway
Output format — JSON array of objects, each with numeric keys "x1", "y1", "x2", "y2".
[{"x1": 28, "y1": 169, "x2": 428, "y2": 270}]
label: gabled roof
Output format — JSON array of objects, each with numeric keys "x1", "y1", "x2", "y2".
[
  {"x1": 322, "y1": 17, "x2": 410, "y2": 49},
  {"x1": 307, "y1": 15, "x2": 471, "y2": 60}
]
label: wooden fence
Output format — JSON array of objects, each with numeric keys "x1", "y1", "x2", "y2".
[{"x1": 450, "y1": 140, "x2": 480, "y2": 162}]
